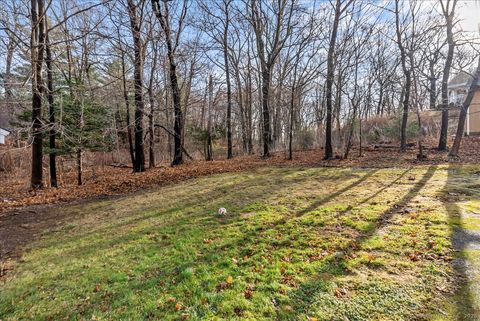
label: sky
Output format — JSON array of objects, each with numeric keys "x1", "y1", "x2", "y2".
[{"x1": 455, "y1": 0, "x2": 480, "y2": 35}]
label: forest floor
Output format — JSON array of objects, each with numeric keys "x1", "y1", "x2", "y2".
[
  {"x1": 1, "y1": 161, "x2": 480, "y2": 319},
  {"x1": 2, "y1": 137, "x2": 480, "y2": 213}
]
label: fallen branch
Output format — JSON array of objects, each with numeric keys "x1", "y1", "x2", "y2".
[
  {"x1": 154, "y1": 124, "x2": 194, "y2": 160},
  {"x1": 107, "y1": 163, "x2": 132, "y2": 168}
]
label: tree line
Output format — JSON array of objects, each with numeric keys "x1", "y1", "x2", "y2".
[{"x1": 0, "y1": 0, "x2": 479, "y2": 189}]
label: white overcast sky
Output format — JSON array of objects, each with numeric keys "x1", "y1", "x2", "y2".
[{"x1": 456, "y1": 0, "x2": 480, "y2": 34}]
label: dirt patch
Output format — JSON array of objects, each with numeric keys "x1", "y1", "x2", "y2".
[{"x1": 0, "y1": 204, "x2": 66, "y2": 277}]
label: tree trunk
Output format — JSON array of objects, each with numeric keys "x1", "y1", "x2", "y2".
[
  {"x1": 438, "y1": 1, "x2": 457, "y2": 151},
  {"x1": 288, "y1": 85, "x2": 295, "y2": 160},
  {"x1": 400, "y1": 70, "x2": 411, "y2": 151},
  {"x1": 77, "y1": 148, "x2": 82, "y2": 185},
  {"x1": 30, "y1": 0, "x2": 46, "y2": 189},
  {"x1": 246, "y1": 52, "x2": 254, "y2": 154},
  {"x1": 4, "y1": 32, "x2": 15, "y2": 122},
  {"x1": 152, "y1": 0, "x2": 185, "y2": 166},
  {"x1": 45, "y1": 27, "x2": 57, "y2": 187},
  {"x1": 395, "y1": 0, "x2": 411, "y2": 152},
  {"x1": 121, "y1": 54, "x2": 135, "y2": 167},
  {"x1": 261, "y1": 69, "x2": 272, "y2": 157},
  {"x1": 376, "y1": 85, "x2": 384, "y2": 115},
  {"x1": 223, "y1": 6, "x2": 233, "y2": 159},
  {"x1": 206, "y1": 74, "x2": 213, "y2": 161},
  {"x1": 148, "y1": 89, "x2": 155, "y2": 168},
  {"x1": 148, "y1": 45, "x2": 158, "y2": 168},
  {"x1": 324, "y1": 0, "x2": 342, "y2": 160},
  {"x1": 429, "y1": 61, "x2": 437, "y2": 110},
  {"x1": 128, "y1": 0, "x2": 146, "y2": 172}
]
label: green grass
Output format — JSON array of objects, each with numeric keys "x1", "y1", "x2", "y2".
[{"x1": 0, "y1": 165, "x2": 478, "y2": 320}]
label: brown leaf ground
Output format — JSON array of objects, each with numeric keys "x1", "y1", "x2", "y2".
[{"x1": 1, "y1": 137, "x2": 480, "y2": 213}]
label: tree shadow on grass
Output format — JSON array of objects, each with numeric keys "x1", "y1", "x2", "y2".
[
  {"x1": 35, "y1": 168, "x2": 375, "y2": 264},
  {"x1": 200, "y1": 169, "x2": 381, "y2": 261},
  {"x1": 286, "y1": 165, "x2": 438, "y2": 319},
  {"x1": 444, "y1": 165, "x2": 480, "y2": 321},
  {"x1": 0, "y1": 168, "x2": 380, "y2": 319},
  {"x1": 295, "y1": 169, "x2": 380, "y2": 218},
  {"x1": 3, "y1": 166, "x2": 439, "y2": 320}
]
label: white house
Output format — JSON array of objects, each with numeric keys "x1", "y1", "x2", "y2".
[
  {"x1": 0, "y1": 128, "x2": 9, "y2": 144},
  {"x1": 448, "y1": 72, "x2": 471, "y2": 105},
  {"x1": 448, "y1": 70, "x2": 480, "y2": 135}
]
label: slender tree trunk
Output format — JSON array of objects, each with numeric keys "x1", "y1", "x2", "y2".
[
  {"x1": 148, "y1": 90, "x2": 155, "y2": 168},
  {"x1": 395, "y1": 0, "x2": 411, "y2": 152},
  {"x1": 169, "y1": 58, "x2": 183, "y2": 166},
  {"x1": 30, "y1": 0, "x2": 46, "y2": 189},
  {"x1": 324, "y1": 0, "x2": 342, "y2": 160},
  {"x1": 45, "y1": 27, "x2": 57, "y2": 187},
  {"x1": 121, "y1": 54, "x2": 135, "y2": 167},
  {"x1": 233, "y1": 63, "x2": 247, "y2": 154},
  {"x1": 206, "y1": 74, "x2": 213, "y2": 161},
  {"x1": 223, "y1": 5, "x2": 233, "y2": 159},
  {"x1": 412, "y1": 68, "x2": 425, "y2": 159},
  {"x1": 376, "y1": 85, "x2": 384, "y2": 115},
  {"x1": 260, "y1": 69, "x2": 272, "y2": 157},
  {"x1": 4, "y1": 35, "x2": 15, "y2": 121},
  {"x1": 76, "y1": 148, "x2": 82, "y2": 185},
  {"x1": 76, "y1": 97, "x2": 84, "y2": 185},
  {"x1": 359, "y1": 117, "x2": 362, "y2": 156},
  {"x1": 288, "y1": 85, "x2": 295, "y2": 160},
  {"x1": 429, "y1": 62, "x2": 437, "y2": 110},
  {"x1": 246, "y1": 53, "x2": 254, "y2": 154},
  {"x1": 152, "y1": 0, "x2": 185, "y2": 166},
  {"x1": 400, "y1": 71, "x2": 411, "y2": 151},
  {"x1": 438, "y1": 0, "x2": 457, "y2": 151},
  {"x1": 148, "y1": 46, "x2": 158, "y2": 168}
]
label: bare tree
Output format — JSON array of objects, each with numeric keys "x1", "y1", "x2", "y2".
[
  {"x1": 324, "y1": 0, "x2": 354, "y2": 160},
  {"x1": 45, "y1": 21, "x2": 57, "y2": 187},
  {"x1": 127, "y1": 0, "x2": 146, "y2": 172},
  {"x1": 249, "y1": 0, "x2": 295, "y2": 157},
  {"x1": 30, "y1": 0, "x2": 46, "y2": 189},
  {"x1": 438, "y1": 0, "x2": 458, "y2": 151},
  {"x1": 394, "y1": 0, "x2": 414, "y2": 152},
  {"x1": 152, "y1": 0, "x2": 187, "y2": 166}
]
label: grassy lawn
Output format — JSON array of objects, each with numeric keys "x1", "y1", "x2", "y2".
[{"x1": 1, "y1": 165, "x2": 480, "y2": 320}]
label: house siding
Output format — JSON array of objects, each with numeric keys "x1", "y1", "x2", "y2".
[
  {"x1": 0, "y1": 128, "x2": 9, "y2": 144},
  {"x1": 467, "y1": 90, "x2": 480, "y2": 135}
]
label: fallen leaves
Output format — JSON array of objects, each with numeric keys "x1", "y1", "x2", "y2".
[
  {"x1": 244, "y1": 288, "x2": 253, "y2": 299},
  {"x1": 4, "y1": 138, "x2": 480, "y2": 213},
  {"x1": 334, "y1": 287, "x2": 348, "y2": 298},
  {"x1": 216, "y1": 282, "x2": 228, "y2": 292},
  {"x1": 175, "y1": 302, "x2": 182, "y2": 311},
  {"x1": 409, "y1": 252, "x2": 420, "y2": 262}
]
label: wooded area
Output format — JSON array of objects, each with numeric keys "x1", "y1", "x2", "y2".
[
  {"x1": 2, "y1": 1, "x2": 480, "y2": 320},
  {"x1": 0, "y1": 0, "x2": 479, "y2": 190}
]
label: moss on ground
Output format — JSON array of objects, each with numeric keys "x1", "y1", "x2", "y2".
[{"x1": 1, "y1": 165, "x2": 479, "y2": 320}]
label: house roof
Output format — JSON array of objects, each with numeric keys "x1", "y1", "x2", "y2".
[
  {"x1": 0, "y1": 128, "x2": 10, "y2": 135},
  {"x1": 448, "y1": 69, "x2": 480, "y2": 90}
]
